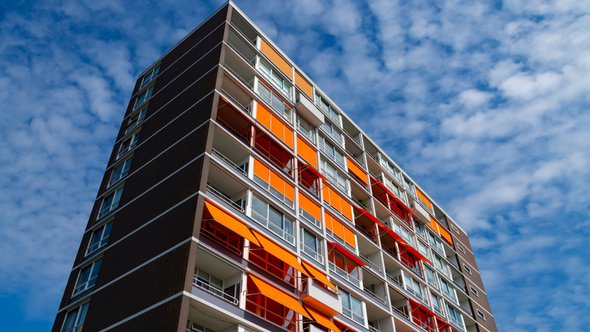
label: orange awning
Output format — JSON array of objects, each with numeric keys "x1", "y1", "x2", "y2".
[
  {"x1": 306, "y1": 306, "x2": 341, "y2": 332},
  {"x1": 249, "y1": 274, "x2": 311, "y2": 319},
  {"x1": 302, "y1": 260, "x2": 337, "y2": 291},
  {"x1": 204, "y1": 201, "x2": 260, "y2": 246},
  {"x1": 252, "y1": 230, "x2": 310, "y2": 278},
  {"x1": 346, "y1": 157, "x2": 368, "y2": 185}
]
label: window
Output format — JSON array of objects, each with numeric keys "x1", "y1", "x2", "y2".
[
  {"x1": 108, "y1": 158, "x2": 132, "y2": 187},
  {"x1": 301, "y1": 228, "x2": 323, "y2": 263},
  {"x1": 430, "y1": 292, "x2": 444, "y2": 317},
  {"x1": 187, "y1": 322, "x2": 216, "y2": 332},
  {"x1": 341, "y1": 290, "x2": 364, "y2": 324},
  {"x1": 320, "y1": 159, "x2": 348, "y2": 192},
  {"x1": 457, "y1": 243, "x2": 466, "y2": 254},
  {"x1": 320, "y1": 121, "x2": 343, "y2": 146},
  {"x1": 125, "y1": 108, "x2": 147, "y2": 134},
  {"x1": 383, "y1": 176, "x2": 407, "y2": 204},
  {"x1": 61, "y1": 302, "x2": 89, "y2": 332},
  {"x1": 98, "y1": 187, "x2": 123, "y2": 219},
  {"x1": 250, "y1": 195, "x2": 294, "y2": 243},
  {"x1": 194, "y1": 269, "x2": 224, "y2": 297},
  {"x1": 415, "y1": 222, "x2": 427, "y2": 240},
  {"x1": 463, "y1": 264, "x2": 472, "y2": 275},
  {"x1": 133, "y1": 86, "x2": 153, "y2": 110},
  {"x1": 403, "y1": 176, "x2": 416, "y2": 198},
  {"x1": 424, "y1": 266, "x2": 438, "y2": 289},
  {"x1": 392, "y1": 222, "x2": 414, "y2": 246},
  {"x1": 296, "y1": 115, "x2": 316, "y2": 143},
  {"x1": 417, "y1": 241, "x2": 430, "y2": 260},
  {"x1": 451, "y1": 225, "x2": 460, "y2": 234},
  {"x1": 428, "y1": 232, "x2": 445, "y2": 254},
  {"x1": 470, "y1": 286, "x2": 479, "y2": 297},
  {"x1": 256, "y1": 82, "x2": 292, "y2": 123},
  {"x1": 433, "y1": 254, "x2": 451, "y2": 278},
  {"x1": 446, "y1": 304, "x2": 464, "y2": 327},
  {"x1": 440, "y1": 278, "x2": 458, "y2": 304},
  {"x1": 258, "y1": 59, "x2": 291, "y2": 97},
  {"x1": 86, "y1": 222, "x2": 112, "y2": 256},
  {"x1": 403, "y1": 274, "x2": 427, "y2": 303},
  {"x1": 73, "y1": 259, "x2": 102, "y2": 295},
  {"x1": 476, "y1": 309, "x2": 486, "y2": 321},
  {"x1": 319, "y1": 136, "x2": 345, "y2": 168},
  {"x1": 117, "y1": 132, "x2": 140, "y2": 158},
  {"x1": 141, "y1": 66, "x2": 160, "y2": 88},
  {"x1": 315, "y1": 93, "x2": 341, "y2": 125}
]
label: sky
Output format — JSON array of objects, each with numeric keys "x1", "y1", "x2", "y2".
[{"x1": 0, "y1": 0, "x2": 589, "y2": 331}]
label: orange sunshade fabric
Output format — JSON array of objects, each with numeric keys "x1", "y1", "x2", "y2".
[
  {"x1": 299, "y1": 192, "x2": 321, "y2": 221},
  {"x1": 259, "y1": 39, "x2": 292, "y2": 78},
  {"x1": 253, "y1": 159, "x2": 295, "y2": 202},
  {"x1": 204, "y1": 201, "x2": 260, "y2": 246},
  {"x1": 428, "y1": 217, "x2": 453, "y2": 245},
  {"x1": 322, "y1": 185, "x2": 353, "y2": 221},
  {"x1": 256, "y1": 103, "x2": 294, "y2": 149},
  {"x1": 306, "y1": 306, "x2": 341, "y2": 332},
  {"x1": 295, "y1": 70, "x2": 313, "y2": 99},
  {"x1": 416, "y1": 188, "x2": 433, "y2": 210},
  {"x1": 302, "y1": 261, "x2": 336, "y2": 290},
  {"x1": 252, "y1": 230, "x2": 310, "y2": 278},
  {"x1": 249, "y1": 274, "x2": 311, "y2": 319},
  {"x1": 297, "y1": 136, "x2": 318, "y2": 168},
  {"x1": 346, "y1": 158, "x2": 368, "y2": 184},
  {"x1": 325, "y1": 212, "x2": 356, "y2": 249}
]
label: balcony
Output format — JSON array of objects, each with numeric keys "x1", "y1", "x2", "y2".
[
  {"x1": 215, "y1": 100, "x2": 253, "y2": 145},
  {"x1": 206, "y1": 163, "x2": 248, "y2": 213},
  {"x1": 192, "y1": 249, "x2": 243, "y2": 306},
  {"x1": 220, "y1": 74, "x2": 253, "y2": 115},
  {"x1": 411, "y1": 200, "x2": 431, "y2": 224},
  {"x1": 362, "y1": 268, "x2": 388, "y2": 307},
  {"x1": 223, "y1": 44, "x2": 255, "y2": 89},
  {"x1": 227, "y1": 27, "x2": 257, "y2": 66}
]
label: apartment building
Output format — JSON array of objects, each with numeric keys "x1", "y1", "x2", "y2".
[{"x1": 52, "y1": 2, "x2": 497, "y2": 332}]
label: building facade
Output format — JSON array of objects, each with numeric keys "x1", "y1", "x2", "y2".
[{"x1": 53, "y1": 3, "x2": 497, "y2": 332}]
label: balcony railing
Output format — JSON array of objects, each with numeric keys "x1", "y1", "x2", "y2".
[
  {"x1": 363, "y1": 287, "x2": 386, "y2": 305},
  {"x1": 328, "y1": 262, "x2": 360, "y2": 286},
  {"x1": 192, "y1": 278, "x2": 239, "y2": 305},
  {"x1": 250, "y1": 209, "x2": 295, "y2": 244},
  {"x1": 206, "y1": 184, "x2": 245, "y2": 213},
  {"x1": 211, "y1": 148, "x2": 248, "y2": 176},
  {"x1": 301, "y1": 243, "x2": 324, "y2": 264}
]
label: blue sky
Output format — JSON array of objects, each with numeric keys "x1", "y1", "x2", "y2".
[{"x1": 1, "y1": 0, "x2": 589, "y2": 331}]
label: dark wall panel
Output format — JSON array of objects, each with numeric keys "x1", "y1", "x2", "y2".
[{"x1": 81, "y1": 243, "x2": 190, "y2": 331}]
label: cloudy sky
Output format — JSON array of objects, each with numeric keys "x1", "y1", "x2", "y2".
[{"x1": 1, "y1": 0, "x2": 589, "y2": 330}]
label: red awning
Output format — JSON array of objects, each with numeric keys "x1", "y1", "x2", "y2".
[
  {"x1": 409, "y1": 298, "x2": 437, "y2": 318},
  {"x1": 369, "y1": 175, "x2": 414, "y2": 216},
  {"x1": 409, "y1": 298, "x2": 451, "y2": 330},
  {"x1": 327, "y1": 241, "x2": 366, "y2": 266},
  {"x1": 355, "y1": 205, "x2": 430, "y2": 264},
  {"x1": 298, "y1": 161, "x2": 326, "y2": 180}
]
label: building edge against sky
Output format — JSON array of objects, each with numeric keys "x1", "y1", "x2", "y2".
[{"x1": 53, "y1": 2, "x2": 498, "y2": 332}]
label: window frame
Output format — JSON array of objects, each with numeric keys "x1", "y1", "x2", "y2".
[
  {"x1": 86, "y1": 222, "x2": 112, "y2": 256},
  {"x1": 340, "y1": 290, "x2": 364, "y2": 324},
  {"x1": 98, "y1": 187, "x2": 123, "y2": 219},
  {"x1": 300, "y1": 228, "x2": 323, "y2": 263},
  {"x1": 133, "y1": 85, "x2": 153, "y2": 110},
  {"x1": 117, "y1": 131, "x2": 140, "y2": 159},
  {"x1": 320, "y1": 158, "x2": 348, "y2": 193},
  {"x1": 125, "y1": 107, "x2": 147, "y2": 134},
  {"x1": 108, "y1": 158, "x2": 132, "y2": 188},
  {"x1": 255, "y1": 81, "x2": 292, "y2": 123},
  {"x1": 250, "y1": 194, "x2": 294, "y2": 244},
  {"x1": 61, "y1": 302, "x2": 89, "y2": 332},
  {"x1": 73, "y1": 259, "x2": 102, "y2": 296},
  {"x1": 140, "y1": 65, "x2": 160, "y2": 88},
  {"x1": 257, "y1": 58, "x2": 292, "y2": 99},
  {"x1": 476, "y1": 309, "x2": 486, "y2": 321}
]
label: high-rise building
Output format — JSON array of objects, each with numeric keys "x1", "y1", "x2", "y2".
[{"x1": 52, "y1": 2, "x2": 497, "y2": 332}]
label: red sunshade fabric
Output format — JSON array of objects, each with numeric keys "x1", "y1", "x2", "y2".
[
  {"x1": 327, "y1": 241, "x2": 366, "y2": 266},
  {"x1": 356, "y1": 205, "x2": 431, "y2": 264},
  {"x1": 298, "y1": 160, "x2": 325, "y2": 180},
  {"x1": 369, "y1": 175, "x2": 414, "y2": 215},
  {"x1": 409, "y1": 298, "x2": 437, "y2": 318}
]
